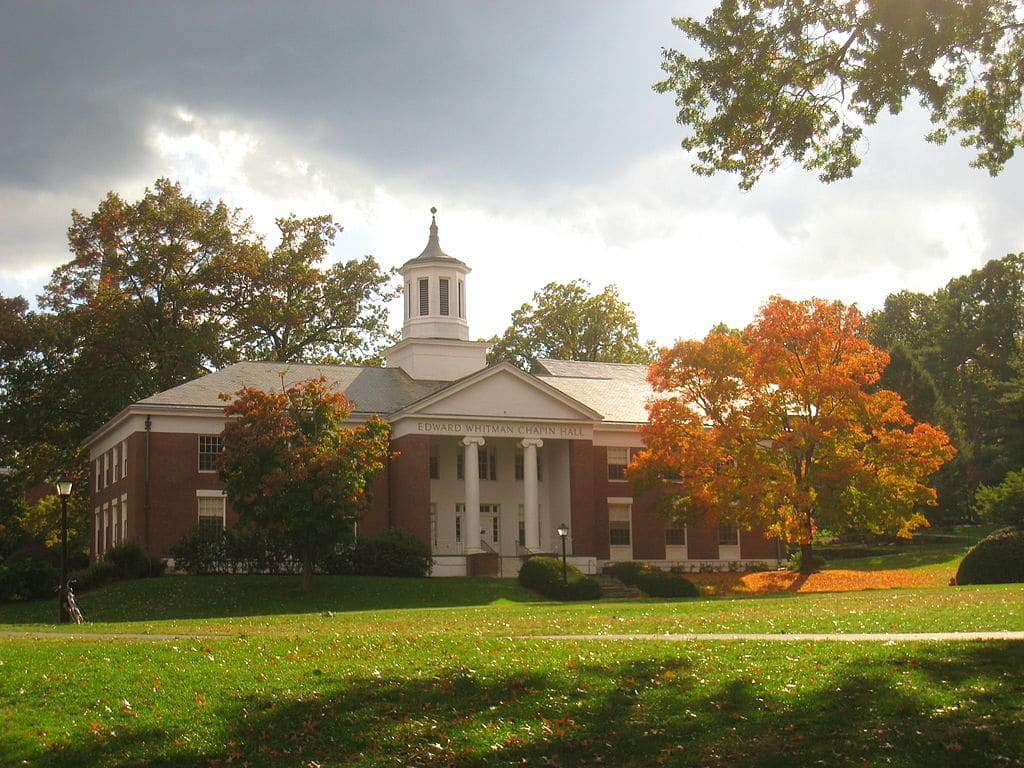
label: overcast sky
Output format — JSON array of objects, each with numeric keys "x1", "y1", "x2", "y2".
[{"x1": 2, "y1": 0, "x2": 1022, "y2": 347}]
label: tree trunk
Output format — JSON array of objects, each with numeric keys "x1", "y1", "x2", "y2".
[
  {"x1": 799, "y1": 541, "x2": 817, "y2": 573},
  {"x1": 301, "y1": 550, "x2": 314, "y2": 592}
]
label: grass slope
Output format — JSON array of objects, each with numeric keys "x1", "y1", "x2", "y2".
[{"x1": 2, "y1": 575, "x2": 1023, "y2": 767}]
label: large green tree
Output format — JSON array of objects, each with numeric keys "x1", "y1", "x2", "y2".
[
  {"x1": 656, "y1": 0, "x2": 1024, "y2": 188},
  {"x1": 220, "y1": 214, "x2": 397, "y2": 364},
  {"x1": 488, "y1": 280, "x2": 656, "y2": 370},
  {"x1": 218, "y1": 378, "x2": 391, "y2": 590},
  {"x1": 41, "y1": 179, "x2": 259, "y2": 437},
  {"x1": 869, "y1": 253, "x2": 1024, "y2": 518}
]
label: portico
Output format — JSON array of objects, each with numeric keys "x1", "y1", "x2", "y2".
[{"x1": 389, "y1": 368, "x2": 601, "y2": 575}]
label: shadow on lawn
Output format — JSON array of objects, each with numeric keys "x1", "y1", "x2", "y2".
[
  {"x1": 14, "y1": 642, "x2": 1023, "y2": 768},
  {"x1": 0, "y1": 574, "x2": 543, "y2": 624}
]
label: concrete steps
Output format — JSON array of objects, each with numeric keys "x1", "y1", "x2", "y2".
[{"x1": 594, "y1": 574, "x2": 645, "y2": 599}]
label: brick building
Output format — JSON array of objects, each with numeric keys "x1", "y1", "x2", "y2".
[{"x1": 84, "y1": 213, "x2": 780, "y2": 575}]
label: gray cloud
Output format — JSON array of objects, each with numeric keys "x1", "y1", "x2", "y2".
[{"x1": 1, "y1": 1, "x2": 682, "y2": 194}]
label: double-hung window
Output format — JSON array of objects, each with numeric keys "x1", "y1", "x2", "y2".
[
  {"x1": 199, "y1": 435, "x2": 223, "y2": 472},
  {"x1": 607, "y1": 447, "x2": 629, "y2": 480},
  {"x1": 198, "y1": 495, "x2": 226, "y2": 534}
]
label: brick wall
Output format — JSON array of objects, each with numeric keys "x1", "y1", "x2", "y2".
[
  {"x1": 631, "y1": 485, "x2": 668, "y2": 560},
  {"x1": 146, "y1": 433, "x2": 229, "y2": 558},
  {"x1": 568, "y1": 441, "x2": 599, "y2": 558},
  {"x1": 388, "y1": 434, "x2": 431, "y2": 545},
  {"x1": 685, "y1": 520, "x2": 720, "y2": 560},
  {"x1": 740, "y1": 528, "x2": 781, "y2": 559}
]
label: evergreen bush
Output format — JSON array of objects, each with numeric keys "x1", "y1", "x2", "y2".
[
  {"x1": 955, "y1": 527, "x2": 1024, "y2": 585},
  {"x1": 104, "y1": 544, "x2": 165, "y2": 579},
  {"x1": 518, "y1": 556, "x2": 601, "y2": 601},
  {"x1": 0, "y1": 558, "x2": 59, "y2": 601},
  {"x1": 71, "y1": 561, "x2": 119, "y2": 592},
  {"x1": 348, "y1": 529, "x2": 433, "y2": 577},
  {"x1": 787, "y1": 549, "x2": 827, "y2": 573},
  {"x1": 605, "y1": 561, "x2": 700, "y2": 597},
  {"x1": 169, "y1": 526, "x2": 231, "y2": 574},
  {"x1": 973, "y1": 469, "x2": 1024, "y2": 529}
]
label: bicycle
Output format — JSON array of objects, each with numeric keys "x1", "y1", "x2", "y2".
[{"x1": 59, "y1": 580, "x2": 85, "y2": 624}]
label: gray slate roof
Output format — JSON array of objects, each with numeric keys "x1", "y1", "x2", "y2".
[
  {"x1": 140, "y1": 362, "x2": 448, "y2": 415},
  {"x1": 138, "y1": 357, "x2": 654, "y2": 425},
  {"x1": 533, "y1": 358, "x2": 652, "y2": 424}
]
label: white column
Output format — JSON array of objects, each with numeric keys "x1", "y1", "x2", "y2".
[
  {"x1": 521, "y1": 438, "x2": 543, "y2": 552},
  {"x1": 462, "y1": 437, "x2": 485, "y2": 554}
]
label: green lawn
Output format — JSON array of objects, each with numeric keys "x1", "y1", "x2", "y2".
[
  {"x1": 816, "y1": 524, "x2": 1000, "y2": 571},
  {"x1": 2, "y1": 576, "x2": 1023, "y2": 767}
]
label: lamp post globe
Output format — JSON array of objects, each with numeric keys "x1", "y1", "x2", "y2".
[
  {"x1": 556, "y1": 523, "x2": 569, "y2": 585},
  {"x1": 55, "y1": 476, "x2": 73, "y2": 624}
]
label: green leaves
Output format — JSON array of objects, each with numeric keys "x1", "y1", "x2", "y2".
[
  {"x1": 488, "y1": 280, "x2": 656, "y2": 370},
  {"x1": 656, "y1": 0, "x2": 1024, "y2": 188},
  {"x1": 220, "y1": 215, "x2": 398, "y2": 365}
]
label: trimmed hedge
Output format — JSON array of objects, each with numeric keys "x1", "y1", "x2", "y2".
[
  {"x1": 104, "y1": 544, "x2": 166, "y2": 580},
  {"x1": 71, "y1": 561, "x2": 119, "y2": 592},
  {"x1": 604, "y1": 561, "x2": 700, "y2": 598},
  {"x1": 518, "y1": 556, "x2": 601, "y2": 601},
  {"x1": 169, "y1": 525, "x2": 433, "y2": 578},
  {"x1": 347, "y1": 529, "x2": 433, "y2": 577},
  {"x1": 0, "y1": 558, "x2": 58, "y2": 601},
  {"x1": 955, "y1": 527, "x2": 1024, "y2": 585}
]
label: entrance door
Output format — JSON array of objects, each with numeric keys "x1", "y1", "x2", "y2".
[{"x1": 480, "y1": 504, "x2": 500, "y2": 551}]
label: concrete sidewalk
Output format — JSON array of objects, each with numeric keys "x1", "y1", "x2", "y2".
[
  {"x1": 3, "y1": 630, "x2": 1023, "y2": 642},
  {"x1": 532, "y1": 631, "x2": 1024, "y2": 642}
]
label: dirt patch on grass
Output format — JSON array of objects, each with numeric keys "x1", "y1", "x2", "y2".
[{"x1": 687, "y1": 567, "x2": 953, "y2": 596}]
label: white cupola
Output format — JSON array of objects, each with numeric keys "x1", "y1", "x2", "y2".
[
  {"x1": 384, "y1": 208, "x2": 489, "y2": 381},
  {"x1": 399, "y1": 207, "x2": 471, "y2": 341}
]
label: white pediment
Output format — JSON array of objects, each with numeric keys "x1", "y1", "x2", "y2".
[{"x1": 394, "y1": 363, "x2": 601, "y2": 422}]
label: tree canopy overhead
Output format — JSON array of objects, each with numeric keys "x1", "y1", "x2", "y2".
[
  {"x1": 630, "y1": 296, "x2": 955, "y2": 568},
  {"x1": 487, "y1": 280, "x2": 656, "y2": 370},
  {"x1": 655, "y1": 0, "x2": 1024, "y2": 189}
]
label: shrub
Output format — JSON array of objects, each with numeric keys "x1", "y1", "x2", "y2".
[
  {"x1": 603, "y1": 561, "x2": 648, "y2": 584},
  {"x1": 0, "y1": 565, "x2": 20, "y2": 602},
  {"x1": 0, "y1": 557, "x2": 59, "y2": 601},
  {"x1": 955, "y1": 527, "x2": 1024, "y2": 585},
  {"x1": 518, "y1": 556, "x2": 601, "y2": 601},
  {"x1": 605, "y1": 561, "x2": 699, "y2": 598},
  {"x1": 169, "y1": 526, "x2": 231, "y2": 574},
  {"x1": 636, "y1": 568, "x2": 700, "y2": 597},
  {"x1": 788, "y1": 548, "x2": 827, "y2": 573},
  {"x1": 104, "y1": 544, "x2": 165, "y2": 579},
  {"x1": 348, "y1": 529, "x2": 433, "y2": 577},
  {"x1": 71, "y1": 561, "x2": 119, "y2": 592},
  {"x1": 974, "y1": 469, "x2": 1024, "y2": 529}
]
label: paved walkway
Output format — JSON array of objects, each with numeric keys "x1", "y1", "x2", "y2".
[
  {"x1": 4, "y1": 630, "x2": 1024, "y2": 642},
  {"x1": 0, "y1": 630, "x2": 225, "y2": 640},
  {"x1": 532, "y1": 631, "x2": 1024, "y2": 642}
]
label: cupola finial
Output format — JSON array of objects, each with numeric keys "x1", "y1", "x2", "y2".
[{"x1": 427, "y1": 206, "x2": 440, "y2": 248}]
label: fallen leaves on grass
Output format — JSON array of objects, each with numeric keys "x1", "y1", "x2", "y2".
[{"x1": 688, "y1": 568, "x2": 951, "y2": 596}]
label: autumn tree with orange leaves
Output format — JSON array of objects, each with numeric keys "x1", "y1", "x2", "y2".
[
  {"x1": 630, "y1": 297, "x2": 956, "y2": 571},
  {"x1": 218, "y1": 377, "x2": 391, "y2": 590}
]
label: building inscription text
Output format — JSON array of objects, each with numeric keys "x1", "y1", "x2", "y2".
[{"x1": 415, "y1": 420, "x2": 587, "y2": 439}]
